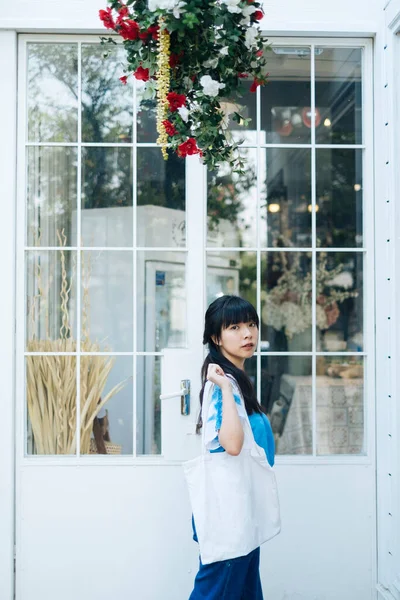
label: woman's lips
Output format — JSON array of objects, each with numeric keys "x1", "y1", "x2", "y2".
[{"x1": 242, "y1": 343, "x2": 254, "y2": 349}]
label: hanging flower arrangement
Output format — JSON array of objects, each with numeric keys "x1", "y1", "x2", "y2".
[{"x1": 99, "y1": 0, "x2": 268, "y2": 172}]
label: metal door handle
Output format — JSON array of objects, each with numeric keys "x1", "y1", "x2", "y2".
[{"x1": 160, "y1": 379, "x2": 190, "y2": 416}]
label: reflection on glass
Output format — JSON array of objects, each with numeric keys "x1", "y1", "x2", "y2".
[
  {"x1": 207, "y1": 251, "x2": 257, "y2": 309},
  {"x1": 137, "y1": 252, "x2": 186, "y2": 352},
  {"x1": 137, "y1": 149, "x2": 186, "y2": 247},
  {"x1": 316, "y1": 149, "x2": 363, "y2": 248},
  {"x1": 263, "y1": 356, "x2": 313, "y2": 455},
  {"x1": 82, "y1": 44, "x2": 133, "y2": 143},
  {"x1": 137, "y1": 355, "x2": 161, "y2": 455},
  {"x1": 81, "y1": 251, "x2": 133, "y2": 352},
  {"x1": 261, "y1": 251, "x2": 312, "y2": 353},
  {"x1": 316, "y1": 356, "x2": 364, "y2": 455},
  {"x1": 207, "y1": 149, "x2": 257, "y2": 248},
  {"x1": 220, "y1": 79, "x2": 257, "y2": 133},
  {"x1": 26, "y1": 250, "x2": 76, "y2": 347},
  {"x1": 81, "y1": 355, "x2": 133, "y2": 455},
  {"x1": 27, "y1": 147, "x2": 77, "y2": 247},
  {"x1": 27, "y1": 43, "x2": 78, "y2": 142},
  {"x1": 81, "y1": 147, "x2": 133, "y2": 247},
  {"x1": 261, "y1": 148, "x2": 311, "y2": 248},
  {"x1": 317, "y1": 252, "x2": 362, "y2": 352},
  {"x1": 136, "y1": 90, "x2": 157, "y2": 143},
  {"x1": 26, "y1": 356, "x2": 76, "y2": 455},
  {"x1": 261, "y1": 47, "x2": 311, "y2": 144},
  {"x1": 315, "y1": 48, "x2": 362, "y2": 145}
]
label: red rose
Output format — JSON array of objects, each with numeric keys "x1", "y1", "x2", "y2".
[
  {"x1": 119, "y1": 75, "x2": 128, "y2": 85},
  {"x1": 253, "y1": 10, "x2": 264, "y2": 20},
  {"x1": 139, "y1": 31, "x2": 150, "y2": 40},
  {"x1": 167, "y1": 92, "x2": 186, "y2": 112},
  {"x1": 250, "y1": 77, "x2": 263, "y2": 92},
  {"x1": 118, "y1": 4, "x2": 129, "y2": 17},
  {"x1": 178, "y1": 138, "x2": 201, "y2": 157},
  {"x1": 162, "y1": 120, "x2": 177, "y2": 136},
  {"x1": 118, "y1": 19, "x2": 140, "y2": 40},
  {"x1": 134, "y1": 66, "x2": 150, "y2": 81},
  {"x1": 148, "y1": 25, "x2": 160, "y2": 40},
  {"x1": 256, "y1": 49, "x2": 263, "y2": 57},
  {"x1": 238, "y1": 72, "x2": 249, "y2": 78},
  {"x1": 99, "y1": 8, "x2": 115, "y2": 30}
]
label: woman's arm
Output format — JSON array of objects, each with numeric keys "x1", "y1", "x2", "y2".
[{"x1": 207, "y1": 364, "x2": 244, "y2": 456}]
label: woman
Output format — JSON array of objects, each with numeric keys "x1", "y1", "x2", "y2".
[{"x1": 189, "y1": 295, "x2": 275, "y2": 600}]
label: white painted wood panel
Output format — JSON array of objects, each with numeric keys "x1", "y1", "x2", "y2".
[{"x1": 17, "y1": 464, "x2": 375, "y2": 600}]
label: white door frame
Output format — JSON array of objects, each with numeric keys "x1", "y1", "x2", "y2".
[
  {"x1": 0, "y1": 30, "x2": 17, "y2": 600},
  {"x1": 7, "y1": 31, "x2": 382, "y2": 600}
]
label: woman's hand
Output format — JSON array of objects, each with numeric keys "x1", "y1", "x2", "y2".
[{"x1": 207, "y1": 363, "x2": 230, "y2": 390}]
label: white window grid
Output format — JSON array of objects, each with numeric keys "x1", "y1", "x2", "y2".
[{"x1": 16, "y1": 35, "x2": 375, "y2": 464}]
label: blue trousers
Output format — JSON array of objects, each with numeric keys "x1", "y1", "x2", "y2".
[{"x1": 189, "y1": 547, "x2": 264, "y2": 600}]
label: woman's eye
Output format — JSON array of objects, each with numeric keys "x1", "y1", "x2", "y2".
[
  {"x1": 231, "y1": 325, "x2": 238, "y2": 330},
  {"x1": 250, "y1": 322, "x2": 257, "y2": 327}
]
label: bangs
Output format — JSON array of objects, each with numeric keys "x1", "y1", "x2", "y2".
[{"x1": 220, "y1": 296, "x2": 259, "y2": 329}]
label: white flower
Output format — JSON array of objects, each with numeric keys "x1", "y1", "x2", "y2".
[
  {"x1": 220, "y1": 46, "x2": 229, "y2": 56},
  {"x1": 200, "y1": 75, "x2": 226, "y2": 97},
  {"x1": 326, "y1": 271, "x2": 353, "y2": 289},
  {"x1": 148, "y1": 0, "x2": 186, "y2": 15},
  {"x1": 203, "y1": 57, "x2": 219, "y2": 69},
  {"x1": 177, "y1": 106, "x2": 189, "y2": 122},
  {"x1": 242, "y1": 5, "x2": 256, "y2": 17},
  {"x1": 245, "y1": 26, "x2": 259, "y2": 50},
  {"x1": 220, "y1": 0, "x2": 242, "y2": 13},
  {"x1": 172, "y1": 1, "x2": 186, "y2": 18}
]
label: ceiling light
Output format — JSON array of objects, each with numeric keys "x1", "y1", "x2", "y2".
[
  {"x1": 268, "y1": 203, "x2": 280, "y2": 213},
  {"x1": 308, "y1": 204, "x2": 319, "y2": 212},
  {"x1": 354, "y1": 184, "x2": 361, "y2": 192},
  {"x1": 324, "y1": 118, "x2": 332, "y2": 127}
]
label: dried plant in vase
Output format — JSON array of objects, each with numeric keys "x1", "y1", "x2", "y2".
[{"x1": 26, "y1": 230, "x2": 126, "y2": 455}]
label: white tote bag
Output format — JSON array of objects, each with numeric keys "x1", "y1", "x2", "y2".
[{"x1": 183, "y1": 378, "x2": 281, "y2": 565}]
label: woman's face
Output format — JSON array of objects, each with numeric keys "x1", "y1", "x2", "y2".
[{"x1": 217, "y1": 321, "x2": 258, "y2": 369}]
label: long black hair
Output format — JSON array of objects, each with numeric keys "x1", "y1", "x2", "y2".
[{"x1": 197, "y1": 295, "x2": 263, "y2": 432}]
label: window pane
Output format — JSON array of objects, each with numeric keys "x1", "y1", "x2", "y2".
[
  {"x1": 26, "y1": 250, "x2": 77, "y2": 348},
  {"x1": 27, "y1": 147, "x2": 77, "y2": 247},
  {"x1": 137, "y1": 252, "x2": 187, "y2": 352},
  {"x1": 81, "y1": 355, "x2": 133, "y2": 456},
  {"x1": 27, "y1": 43, "x2": 78, "y2": 143},
  {"x1": 316, "y1": 356, "x2": 364, "y2": 455},
  {"x1": 26, "y1": 356, "x2": 76, "y2": 455},
  {"x1": 81, "y1": 251, "x2": 133, "y2": 352},
  {"x1": 207, "y1": 149, "x2": 257, "y2": 248},
  {"x1": 136, "y1": 91, "x2": 157, "y2": 143},
  {"x1": 137, "y1": 355, "x2": 161, "y2": 455},
  {"x1": 137, "y1": 149, "x2": 186, "y2": 247},
  {"x1": 262, "y1": 148, "x2": 311, "y2": 248},
  {"x1": 317, "y1": 252, "x2": 363, "y2": 352},
  {"x1": 207, "y1": 251, "x2": 257, "y2": 310},
  {"x1": 261, "y1": 47, "x2": 311, "y2": 144},
  {"x1": 315, "y1": 48, "x2": 362, "y2": 145},
  {"x1": 316, "y1": 149, "x2": 363, "y2": 248},
  {"x1": 264, "y1": 356, "x2": 313, "y2": 455},
  {"x1": 82, "y1": 44, "x2": 133, "y2": 144},
  {"x1": 81, "y1": 147, "x2": 133, "y2": 247},
  {"x1": 220, "y1": 78, "x2": 257, "y2": 133},
  {"x1": 261, "y1": 252, "x2": 312, "y2": 352}
]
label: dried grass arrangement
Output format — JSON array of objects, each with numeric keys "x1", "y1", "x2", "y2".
[{"x1": 27, "y1": 231, "x2": 126, "y2": 455}]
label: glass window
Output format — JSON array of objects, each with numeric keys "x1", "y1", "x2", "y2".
[
  {"x1": 206, "y1": 43, "x2": 367, "y2": 457},
  {"x1": 23, "y1": 41, "x2": 188, "y2": 456}
]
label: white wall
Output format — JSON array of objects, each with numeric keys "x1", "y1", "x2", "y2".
[{"x1": 0, "y1": 0, "x2": 382, "y2": 34}]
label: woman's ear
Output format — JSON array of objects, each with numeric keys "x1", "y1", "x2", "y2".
[{"x1": 211, "y1": 335, "x2": 219, "y2": 346}]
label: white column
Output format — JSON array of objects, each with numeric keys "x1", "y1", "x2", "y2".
[{"x1": 0, "y1": 30, "x2": 17, "y2": 600}]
